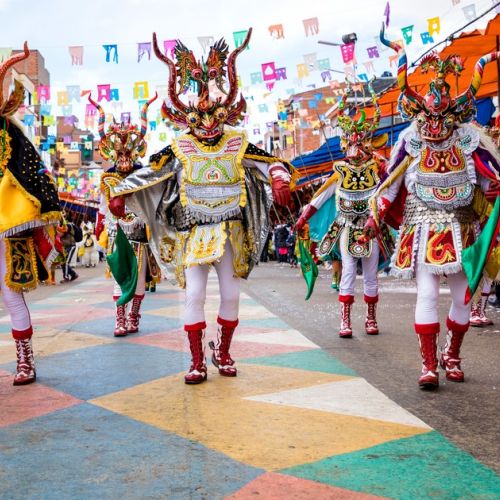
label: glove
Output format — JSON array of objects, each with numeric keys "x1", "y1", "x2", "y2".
[
  {"x1": 357, "y1": 216, "x2": 377, "y2": 244},
  {"x1": 269, "y1": 164, "x2": 292, "y2": 207},
  {"x1": 293, "y1": 204, "x2": 317, "y2": 233},
  {"x1": 109, "y1": 196, "x2": 126, "y2": 218}
]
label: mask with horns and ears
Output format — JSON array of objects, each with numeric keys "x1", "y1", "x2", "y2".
[
  {"x1": 0, "y1": 42, "x2": 30, "y2": 118},
  {"x1": 152, "y1": 29, "x2": 252, "y2": 142},
  {"x1": 380, "y1": 23, "x2": 500, "y2": 143},
  {"x1": 338, "y1": 79, "x2": 387, "y2": 166},
  {"x1": 88, "y1": 94, "x2": 158, "y2": 174}
]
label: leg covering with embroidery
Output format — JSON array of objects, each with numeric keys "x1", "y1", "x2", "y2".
[{"x1": 184, "y1": 322, "x2": 207, "y2": 384}]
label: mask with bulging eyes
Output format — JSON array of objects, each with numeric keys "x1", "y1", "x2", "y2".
[{"x1": 152, "y1": 29, "x2": 252, "y2": 143}]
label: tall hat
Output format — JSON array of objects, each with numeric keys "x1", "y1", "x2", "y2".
[
  {"x1": 152, "y1": 29, "x2": 252, "y2": 140},
  {"x1": 0, "y1": 42, "x2": 30, "y2": 117},
  {"x1": 380, "y1": 23, "x2": 500, "y2": 140},
  {"x1": 88, "y1": 94, "x2": 157, "y2": 173}
]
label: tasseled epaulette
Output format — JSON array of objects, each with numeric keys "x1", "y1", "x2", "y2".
[{"x1": 150, "y1": 145, "x2": 173, "y2": 171}]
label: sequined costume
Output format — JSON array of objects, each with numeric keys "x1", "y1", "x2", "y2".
[
  {"x1": 363, "y1": 27, "x2": 500, "y2": 389},
  {"x1": 91, "y1": 95, "x2": 161, "y2": 337},
  {"x1": 0, "y1": 44, "x2": 62, "y2": 385},
  {"x1": 295, "y1": 81, "x2": 393, "y2": 337},
  {"x1": 109, "y1": 29, "x2": 293, "y2": 384}
]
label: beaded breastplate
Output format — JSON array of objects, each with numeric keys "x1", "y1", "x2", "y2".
[
  {"x1": 335, "y1": 161, "x2": 379, "y2": 218},
  {"x1": 414, "y1": 144, "x2": 473, "y2": 210},
  {"x1": 172, "y1": 131, "x2": 248, "y2": 222}
]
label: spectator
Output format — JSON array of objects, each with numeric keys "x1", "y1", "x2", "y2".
[{"x1": 59, "y1": 222, "x2": 79, "y2": 283}]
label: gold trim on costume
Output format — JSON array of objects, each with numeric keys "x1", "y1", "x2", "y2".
[{"x1": 4, "y1": 237, "x2": 38, "y2": 292}]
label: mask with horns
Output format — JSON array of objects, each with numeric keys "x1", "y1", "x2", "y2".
[
  {"x1": 88, "y1": 94, "x2": 157, "y2": 174},
  {"x1": 152, "y1": 29, "x2": 252, "y2": 142}
]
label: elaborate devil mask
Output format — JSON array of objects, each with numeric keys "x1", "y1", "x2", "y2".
[
  {"x1": 0, "y1": 42, "x2": 30, "y2": 118},
  {"x1": 338, "y1": 80, "x2": 384, "y2": 165},
  {"x1": 381, "y1": 24, "x2": 499, "y2": 143},
  {"x1": 89, "y1": 94, "x2": 157, "y2": 174},
  {"x1": 152, "y1": 29, "x2": 252, "y2": 143}
]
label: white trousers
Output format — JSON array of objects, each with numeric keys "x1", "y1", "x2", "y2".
[
  {"x1": 0, "y1": 240, "x2": 31, "y2": 331},
  {"x1": 184, "y1": 238, "x2": 240, "y2": 326},
  {"x1": 339, "y1": 230, "x2": 379, "y2": 298},
  {"x1": 415, "y1": 264, "x2": 470, "y2": 325},
  {"x1": 113, "y1": 253, "x2": 148, "y2": 299}
]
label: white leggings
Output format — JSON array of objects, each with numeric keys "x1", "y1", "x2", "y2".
[
  {"x1": 415, "y1": 264, "x2": 470, "y2": 326},
  {"x1": 339, "y1": 230, "x2": 380, "y2": 298},
  {"x1": 0, "y1": 240, "x2": 32, "y2": 331},
  {"x1": 184, "y1": 239, "x2": 240, "y2": 326},
  {"x1": 113, "y1": 252, "x2": 148, "y2": 298}
]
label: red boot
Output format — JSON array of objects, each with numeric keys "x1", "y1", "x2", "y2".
[
  {"x1": 209, "y1": 317, "x2": 238, "y2": 377},
  {"x1": 339, "y1": 295, "x2": 354, "y2": 338},
  {"x1": 184, "y1": 322, "x2": 207, "y2": 385},
  {"x1": 479, "y1": 293, "x2": 493, "y2": 326},
  {"x1": 469, "y1": 301, "x2": 482, "y2": 327},
  {"x1": 114, "y1": 297, "x2": 128, "y2": 337},
  {"x1": 364, "y1": 294, "x2": 379, "y2": 335},
  {"x1": 12, "y1": 326, "x2": 36, "y2": 386},
  {"x1": 126, "y1": 294, "x2": 144, "y2": 334},
  {"x1": 416, "y1": 323, "x2": 440, "y2": 390},
  {"x1": 440, "y1": 317, "x2": 468, "y2": 383}
]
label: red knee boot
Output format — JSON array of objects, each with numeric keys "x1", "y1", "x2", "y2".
[
  {"x1": 364, "y1": 294, "x2": 379, "y2": 335},
  {"x1": 114, "y1": 296, "x2": 127, "y2": 337},
  {"x1": 126, "y1": 294, "x2": 144, "y2": 334},
  {"x1": 12, "y1": 326, "x2": 36, "y2": 386},
  {"x1": 440, "y1": 317, "x2": 468, "y2": 383},
  {"x1": 184, "y1": 322, "x2": 207, "y2": 385},
  {"x1": 339, "y1": 295, "x2": 354, "y2": 338},
  {"x1": 416, "y1": 323, "x2": 440, "y2": 390},
  {"x1": 209, "y1": 317, "x2": 238, "y2": 377}
]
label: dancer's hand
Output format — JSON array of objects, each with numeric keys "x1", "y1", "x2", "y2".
[
  {"x1": 292, "y1": 205, "x2": 317, "y2": 233},
  {"x1": 109, "y1": 196, "x2": 126, "y2": 218},
  {"x1": 358, "y1": 216, "x2": 377, "y2": 244},
  {"x1": 269, "y1": 164, "x2": 292, "y2": 207}
]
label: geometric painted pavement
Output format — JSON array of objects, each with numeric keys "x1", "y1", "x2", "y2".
[{"x1": 0, "y1": 275, "x2": 499, "y2": 498}]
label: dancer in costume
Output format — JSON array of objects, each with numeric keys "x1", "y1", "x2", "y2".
[
  {"x1": 106, "y1": 29, "x2": 293, "y2": 384},
  {"x1": 0, "y1": 44, "x2": 62, "y2": 384},
  {"x1": 294, "y1": 81, "x2": 393, "y2": 337},
  {"x1": 360, "y1": 27, "x2": 500, "y2": 389},
  {"x1": 91, "y1": 95, "x2": 162, "y2": 337}
]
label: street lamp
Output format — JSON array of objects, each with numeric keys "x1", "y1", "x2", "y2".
[{"x1": 318, "y1": 33, "x2": 357, "y2": 47}]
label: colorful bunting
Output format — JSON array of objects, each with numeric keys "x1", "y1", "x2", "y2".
[
  {"x1": 265, "y1": 81, "x2": 275, "y2": 91},
  {"x1": 269, "y1": 24, "x2": 284, "y2": 39},
  {"x1": 120, "y1": 112, "x2": 131, "y2": 123},
  {"x1": 133, "y1": 81, "x2": 150, "y2": 99},
  {"x1": 137, "y1": 42, "x2": 151, "y2": 62},
  {"x1": 197, "y1": 36, "x2": 214, "y2": 52},
  {"x1": 462, "y1": 4, "x2": 476, "y2": 21},
  {"x1": 401, "y1": 25, "x2": 414, "y2": 44},
  {"x1": 261, "y1": 62, "x2": 277, "y2": 81},
  {"x1": 37, "y1": 85, "x2": 51, "y2": 103},
  {"x1": 297, "y1": 63, "x2": 309, "y2": 79},
  {"x1": 23, "y1": 114, "x2": 35, "y2": 126},
  {"x1": 233, "y1": 30, "x2": 250, "y2": 49},
  {"x1": 250, "y1": 72, "x2": 263, "y2": 84},
  {"x1": 427, "y1": 17, "x2": 441, "y2": 36},
  {"x1": 367, "y1": 46, "x2": 380, "y2": 59},
  {"x1": 321, "y1": 70, "x2": 332, "y2": 82},
  {"x1": 357, "y1": 73, "x2": 369, "y2": 82},
  {"x1": 303, "y1": 53, "x2": 318, "y2": 70},
  {"x1": 97, "y1": 84, "x2": 111, "y2": 102},
  {"x1": 163, "y1": 40, "x2": 176, "y2": 58},
  {"x1": 103, "y1": 44, "x2": 118, "y2": 63},
  {"x1": 0, "y1": 48, "x2": 12, "y2": 63},
  {"x1": 384, "y1": 1, "x2": 391, "y2": 27},
  {"x1": 420, "y1": 32, "x2": 434, "y2": 44},
  {"x1": 276, "y1": 67, "x2": 288, "y2": 81},
  {"x1": 68, "y1": 46, "x2": 83, "y2": 65},
  {"x1": 363, "y1": 61, "x2": 375, "y2": 73},
  {"x1": 57, "y1": 91, "x2": 69, "y2": 105},
  {"x1": 258, "y1": 104, "x2": 269, "y2": 112},
  {"x1": 303, "y1": 17, "x2": 319, "y2": 37},
  {"x1": 66, "y1": 85, "x2": 81, "y2": 103},
  {"x1": 340, "y1": 43, "x2": 355, "y2": 63},
  {"x1": 317, "y1": 58, "x2": 330, "y2": 71}
]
